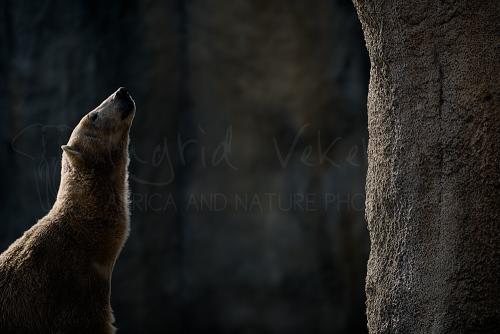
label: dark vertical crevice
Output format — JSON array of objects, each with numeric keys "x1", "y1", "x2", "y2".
[
  {"x1": 173, "y1": 0, "x2": 195, "y2": 331},
  {"x1": 433, "y1": 44, "x2": 445, "y2": 229},
  {"x1": 432, "y1": 42, "x2": 448, "y2": 326}
]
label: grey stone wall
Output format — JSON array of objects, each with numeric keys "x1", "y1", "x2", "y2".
[{"x1": 353, "y1": 0, "x2": 500, "y2": 332}]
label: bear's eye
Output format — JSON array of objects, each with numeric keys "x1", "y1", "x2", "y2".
[{"x1": 89, "y1": 112, "x2": 98, "y2": 122}]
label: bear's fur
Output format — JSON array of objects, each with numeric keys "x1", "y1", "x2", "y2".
[{"x1": 0, "y1": 87, "x2": 135, "y2": 333}]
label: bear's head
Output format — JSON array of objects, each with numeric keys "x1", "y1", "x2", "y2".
[{"x1": 62, "y1": 87, "x2": 135, "y2": 172}]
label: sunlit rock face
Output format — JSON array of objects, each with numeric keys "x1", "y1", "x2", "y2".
[
  {"x1": 354, "y1": 0, "x2": 500, "y2": 333},
  {"x1": 0, "y1": 1, "x2": 369, "y2": 333}
]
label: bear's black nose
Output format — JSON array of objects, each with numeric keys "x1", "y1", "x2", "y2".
[
  {"x1": 114, "y1": 87, "x2": 135, "y2": 120},
  {"x1": 116, "y1": 87, "x2": 129, "y2": 99}
]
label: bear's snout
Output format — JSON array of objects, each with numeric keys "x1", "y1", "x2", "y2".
[{"x1": 114, "y1": 87, "x2": 135, "y2": 120}]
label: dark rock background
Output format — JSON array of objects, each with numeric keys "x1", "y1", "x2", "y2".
[{"x1": 0, "y1": 0, "x2": 370, "y2": 333}]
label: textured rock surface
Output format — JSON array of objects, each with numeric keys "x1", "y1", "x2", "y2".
[
  {"x1": 353, "y1": 0, "x2": 500, "y2": 332},
  {"x1": 0, "y1": 1, "x2": 369, "y2": 333}
]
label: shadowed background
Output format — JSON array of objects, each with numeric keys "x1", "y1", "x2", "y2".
[{"x1": 0, "y1": 0, "x2": 369, "y2": 333}]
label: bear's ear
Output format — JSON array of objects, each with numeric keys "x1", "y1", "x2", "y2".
[{"x1": 61, "y1": 145, "x2": 83, "y2": 162}]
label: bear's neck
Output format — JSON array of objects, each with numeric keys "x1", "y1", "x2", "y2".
[
  {"x1": 51, "y1": 158, "x2": 130, "y2": 268},
  {"x1": 54, "y1": 159, "x2": 129, "y2": 225}
]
